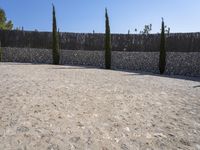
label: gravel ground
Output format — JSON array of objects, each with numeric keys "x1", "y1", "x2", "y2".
[{"x1": 0, "y1": 63, "x2": 200, "y2": 150}]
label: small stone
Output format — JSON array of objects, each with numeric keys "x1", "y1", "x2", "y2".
[
  {"x1": 17, "y1": 126, "x2": 29, "y2": 132},
  {"x1": 168, "y1": 133, "x2": 174, "y2": 137},
  {"x1": 196, "y1": 144, "x2": 200, "y2": 150},
  {"x1": 180, "y1": 138, "x2": 190, "y2": 146},
  {"x1": 102, "y1": 147, "x2": 109, "y2": 150},
  {"x1": 69, "y1": 137, "x2": 80, "y2": 143},
  {"x1": 121, "y1": 144, "x2": 129, "y2": 150},
  {"x1": 125, "y1": 127, "x2": 130, "y2": 132},
  {"x1": 77, "y1": 122, "x2": 84, "y2": 128},
  {"x1": 114, "y1": 138, "x2": 120, "y2": 143},
  {"x1": 146, "y1": 133, "x2": 152, "y2": 139},
  {"x1": 47, "y1": 144, "x2": 59, "y2": 150},
  {"x1": 153, "y1": 133, "x2": 167, "y2": 138},
  {"x1": 86, "y1": 137, "x2": 92, "y2": 145}
]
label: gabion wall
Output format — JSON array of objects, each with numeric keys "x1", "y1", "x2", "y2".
[{"x1": 1, "y1": 47, "x2": 200, "y2": 76}]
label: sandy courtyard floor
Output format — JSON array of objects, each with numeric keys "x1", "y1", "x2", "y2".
[{"x1": 0, "y1": 63, "x2": 200, "y2": 150}]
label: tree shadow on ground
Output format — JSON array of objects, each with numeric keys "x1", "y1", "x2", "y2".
[
  {"x1": 50, "y1": 65, "x2": 102, "y2": 70},
  {"x1": 193, "y1": 85, "x2": 200, "y2": 88},
  {"x1": 119, "y1": 69, "x2": 200, "y2": 82},
  {"x1": 4, "y1": 63, "x2": 199, "y2": 83},
  {"x1": 50, "y1": 65, "x2": 200, "y2": 83},
  {"x1": 0, "y1": 62, "x2": 50, "y2": 65}
]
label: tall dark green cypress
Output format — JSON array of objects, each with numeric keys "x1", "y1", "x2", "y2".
[
  {"x1": 159, "y1": 18, "x2": 166, "y2": 74},
  {"x1": 0, "y1": 48, "x2": 1, "y2": 62},
  {"x1": 104, "y1": 8, "x2": 111, "y2": 69},
  {"x1": 52, "y1": 4, "x2": 60, "y2": 65}
]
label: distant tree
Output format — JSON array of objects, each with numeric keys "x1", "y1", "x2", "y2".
[
  {"x1": 128, "y1": 29, "x2": 130, "y2": 34},
  {"x1": 52, "y1": 4, "x2": 60, "y2": 65},
  {"x1": 134, "y1": 28, "x2": 137, "y2": 33},
  {"x1": 0, "y1": 8, "x2": 13, "y2": 30},
  {"x1": 165, "y1": 26, "x2": 170, "y2": 34},
  {"x1": 140, "y1": 24, "x2": 152, "y2": 35},
  {"x1": 159, "y1": 18, "x2": 166, "y2": 74},
  {"x1": 104, "y1": 8, "x2": 111, "y2": 69},
  {"x1": 15, "y1": 26, "x2": 24, "y2": 31}
]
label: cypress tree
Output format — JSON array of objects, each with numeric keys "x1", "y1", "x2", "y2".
[
  {"x1": 104, "y1": 8, "x2": 111, "y2": 69},
  {"x1": 159, "y1": 18, "x2": 166, "y2": 74},
  {"x1": 0, "y1": 48, "x2": 1, "y2": 62},
  {"x1": 52, "y1": 4, "x2": 60, "y2": 65}
]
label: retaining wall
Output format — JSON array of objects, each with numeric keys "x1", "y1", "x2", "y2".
[{"x1": 1, "y1": 47, "x2": 200, "y2": 76}]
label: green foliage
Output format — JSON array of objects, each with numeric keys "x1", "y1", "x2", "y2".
[
  {"x1": 140, "y1": 24, "x2": 152, "y2": 35},
  {"x1": 0, "y1": 47, "x2": 2, "y2": 62},
  {"x1": 104, "y1": 8, "x2": 111, "y2": 69},
  {"x1": 0, "y1": 41, "x2": 1, "y2": 62},
  {"x1": 165, "y1": 26, "x2": 170, "y2": 34},
  {"x1": 159, "y1": 18, "x2": 166, "y2": 74},
  {"x1": 52, "y1": 4, "x2": 60, "y2": 65},
  {"x1": 0, "y1": 8, "x2": 13, "y2": 30}
]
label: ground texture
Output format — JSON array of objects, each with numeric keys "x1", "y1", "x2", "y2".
[{"x1": 0, "y1": 63, "x2": 200, "y2": 150}]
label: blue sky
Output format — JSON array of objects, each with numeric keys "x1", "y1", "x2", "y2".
[{"x1": 0, "y1": 0, "x2": 200, "y2": 33}]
